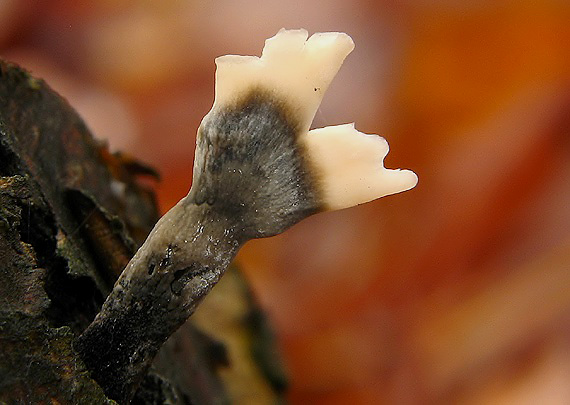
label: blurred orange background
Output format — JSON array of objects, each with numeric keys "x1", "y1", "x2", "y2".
[{"x1": 2, "y1": 1, "x2": 569, "y2": 403}]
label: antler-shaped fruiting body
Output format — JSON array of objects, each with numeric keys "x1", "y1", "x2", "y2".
[{"x1": 75, "y1": 29, "x2": 417, "y2": 403}]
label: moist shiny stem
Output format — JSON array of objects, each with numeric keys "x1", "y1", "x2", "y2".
[{"x1": 74, "y1": 198, "x2": 243, "y2": 403}]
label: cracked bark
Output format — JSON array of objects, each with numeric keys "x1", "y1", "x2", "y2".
[{"x1": 0, "y1": 60, "x2": 285, "y2": 404}]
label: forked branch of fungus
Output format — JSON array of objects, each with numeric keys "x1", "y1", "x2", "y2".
[{"x1": 74, "y1": 29, "x2": 418, "y2": 403}]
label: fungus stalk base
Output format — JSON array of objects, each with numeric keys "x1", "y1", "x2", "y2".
[{"x1": 74, "y1": 198, "x2": 243, "y2": 403}]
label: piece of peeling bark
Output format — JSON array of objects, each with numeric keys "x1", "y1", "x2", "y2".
[
  {"x1": 76, "y1": 29, "x2": 418, "y2": 403},
  {"x1": 0, "y1": 60, "x2": 147, "y2": 404}
]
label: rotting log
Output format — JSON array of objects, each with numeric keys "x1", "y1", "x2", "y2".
[{"x1": 0, "y1": 60, "x2": 285, "y2": 404}]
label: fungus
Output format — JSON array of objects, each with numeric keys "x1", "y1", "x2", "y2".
[{"x1": 74, "y1": 29, "x2": 418, "y2": 403}]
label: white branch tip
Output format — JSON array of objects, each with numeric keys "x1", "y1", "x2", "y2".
[
  {"x1": 213, "y1": 29, "x2": 354, "y2": 132},
  {"x1": 208, "y1": 29, "x2": 418, "y2": 211},
  {"x1": 303, "y1": 124, "x2": 418, "y2": 210}
]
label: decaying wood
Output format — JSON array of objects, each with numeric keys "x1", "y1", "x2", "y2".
[{"x1": 0, "y1": 60, "x2": 286, "y2": 403}]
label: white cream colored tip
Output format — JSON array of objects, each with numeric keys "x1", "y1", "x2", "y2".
[
  {"x1": 212, "y1": 29, "x2": 354, "y2": 132},
  {"x1": 302, "y1": 124, "x2": 418, "y2": 211},
  {"x1": 205, "y1": 29, "x2": 418, "y2": 211}
]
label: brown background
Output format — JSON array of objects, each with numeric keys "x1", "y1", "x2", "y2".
[{"x1": 2, "y1": 1, "x2": 569, "y2": 403}]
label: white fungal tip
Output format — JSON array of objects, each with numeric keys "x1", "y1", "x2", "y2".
[
  {"x1": 205, "y1": 29, "x2": 417, "y2": 212},
  {"x1": 302, "y1": 124, "x2": 418, "y2": 210},
  {"x1": 212, "y1": 28, "x2": 354, "y2": 132}
]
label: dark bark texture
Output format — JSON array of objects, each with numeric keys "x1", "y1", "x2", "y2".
[{"x1": 0, "y1": 60, "x2": 286, "y2": 403}]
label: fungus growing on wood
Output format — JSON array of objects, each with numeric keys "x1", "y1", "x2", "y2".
[{"x1": 74, "y1": 29, "x2": 418, "y2": 403}]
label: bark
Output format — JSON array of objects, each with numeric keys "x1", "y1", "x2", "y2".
[{"x1": 0, "y1": 60, "x2": 286, "y2": 403}]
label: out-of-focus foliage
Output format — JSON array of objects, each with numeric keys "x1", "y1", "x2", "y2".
[{"x1": 2, "y1": 0, "x2": 569, "y2": 403}]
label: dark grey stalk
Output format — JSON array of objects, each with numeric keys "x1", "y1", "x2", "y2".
[{"x1": 74, "y1": 90, "x2": 322, "y2": 403}]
